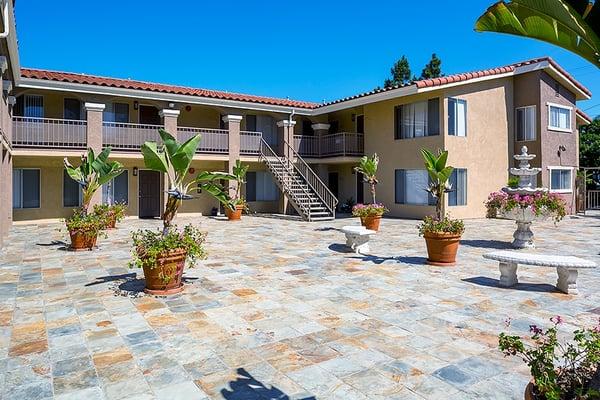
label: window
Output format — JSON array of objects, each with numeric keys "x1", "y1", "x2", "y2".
[
  {"x1": 395, "y1": 169, "x2": 434, "y2": 205},
  {"x1": 356, "y1": 114, "x2": 364, "y2": 134},
  {"x1": 63, "y1": 98, "x2": 82, "y2": 120},
  {"x1": 448, "y1": 98, "x2": 467, "y2": 136},
  {"x1": 549, "y1": 168, "x2": 572, "y2": 192},
  {"x1": 329, "y1": 120, "x2": 339, "y2": 134},
  {"x1": 246, "y1": 171, "x2": 279, "y2": 201},
  {"x1": 246, "y1": 114, "x2": 257, "y2": 131},
  {"x1": 102, "y1": 171, "x2": 128, "y2": 204},
  {"x1": 63, "y1": 170, "x2": 82, "y2": 207},
  {"x1": 516, "y1": 106, "x2": 536, "y2": 141},
  {"x1": 448, "y1": 168, "x2": 467, "y2": 206},
  {"x1": 302, "y1": 120, "x2": 313, "y2": 135},
  {"x1": 395, "y1": 98, "x2": 439, "y2": 139},
  {"x1": 14, "y1": 95, "x2": 44, "y2": 118},
  {"x1": 13, "y1": 169, "x2": 40, "y2": 209},
  {"x1": 104, "y1": 102, "x2": 129, "y2": 123},
  {"x1": 548, "y1": 103, "x2": 572, "y2": 132}
]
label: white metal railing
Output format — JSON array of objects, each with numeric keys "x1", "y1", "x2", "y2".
[
  {"x1": 103, "y1": 122, "x2": 162, "y2": 151},
  {"x1": 285, "y1": 140, "x2": 337, "y2": 218},
  {"x1": 587, "y1": 190, "x2": 600, "y2": 210},
  {"x1": 13, "y1": 116, "x2": 87, "y2": 149},
  {"x1": 177, "y1": 127, "x2": 229, "y2": 154},
  {"x1": 293, "y1": 132, "x2": 364, "y2": 157},
  {"x1": 240, "y1": 131, "x2": 262, "y2": 155}
]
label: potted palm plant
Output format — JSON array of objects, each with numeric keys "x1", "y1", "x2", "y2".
[
  {"x1": 63, "y1": 148, "x2": 124, "y2": 250},
  {"x1": 225, "y1": 160, "x2": 249, "y2": 221},
  {"x1": 131, "y1": 129, "x2": 234, "y2": 295},
  {"x1": 417, "y1": 148, "x2": 465, "y2": 266},
  {"x1": 353, "y1": 153, "x2": 387, "y2": 231}
]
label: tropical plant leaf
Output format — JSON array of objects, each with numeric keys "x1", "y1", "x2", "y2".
[
  {"x1": 158, "y1": 129, "x2": 179, "y2": 160},
  {"x1": 141, "y1": 141, "x2": 169, "y2": 173},
  {"x1": 170, "y1": 133, "x2": 201, "y2": 175},
  {"x1": 435, "y1": 150, "x2": 449, "y2": 172}
]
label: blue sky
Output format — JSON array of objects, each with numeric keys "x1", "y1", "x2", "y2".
[{"x1": 15, "y1": 1, "x2": 600, "y2": 116}]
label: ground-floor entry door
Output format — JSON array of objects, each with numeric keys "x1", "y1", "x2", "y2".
[
  {"x1": 356, "y1": 172, "x2": 364, "y2": 204},
  {"x1": 328, "y1": 172, "x2": 339, "y2": 199},
  {"x1": 139, "y1": 170, "x2": 161, "y2": 218}
]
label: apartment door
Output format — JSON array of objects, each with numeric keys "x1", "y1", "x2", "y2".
[
  {"x1": 139, "y1": 105, "x2": 161, "y2": 125},
  {"x1": 356, "y1": 172, "x2": 364, "y2": 203},
  {"x1": 328, "y1": 172, "x2": 339, "y2": 199},
  {"x1": 138, "y1": 170, "x2": 161, "y2": 218}
]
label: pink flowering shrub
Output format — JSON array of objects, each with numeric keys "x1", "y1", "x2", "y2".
[
  {"x1": 485, "y1": 191, "x2": 567, "y2": 223},
  {"x1": 499, "y1": 316, "x2": 600, "y2": 400},
  {"x1": 352, "y1": 203, "x2": 388, "y2": 218}
]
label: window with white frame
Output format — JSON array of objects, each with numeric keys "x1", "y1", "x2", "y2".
[
  {"x1": 63, "y1": 170, "x2": 82, "y2": 207},
  {"x1": 14, "y1": 95, "x2": 44, "y2": 118},
  {"x1": 448, "y1": 98, "x2": 467, "y2": 136},
  {"x1": 395, "y1": 169, "x2": 434, "y2": 205},
  {"x1": 548, "y1": 104, "x2": 572, "y2": 132},
  {"x1": 246, "y1": 171, "x2": 279, "y2": 201},
  {"x1": 516, "y1": 106, "x2": 536, "y2": 141},
  {"x1": 102, "y1": 171, "x2": 129, "y2": 204},
  {"x1": 13, "y1": 169, "x2": 40, "y2": 209},
  {"x1": 549, "y1": 168, "x2": 572, "y2": 192},
  {"x1": 448, "y1": 168, "x2": 467, "y2": 206},
  {"x1": 103, "y1": 102, "x2": 129, "y2": 123}
]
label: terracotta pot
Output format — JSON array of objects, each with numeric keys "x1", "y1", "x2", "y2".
[
  {"x1": 225, "y1": 204, "x2": 244, "y2": 221},
  {"x1": 141, "y1": 249, "x2": 187, "y2": 295},
  {"x1": 69, "y1": 229, "x2": 98, "y2": 251},
  {"x1": 423, "y1": 231, "x2": 462, "y2": 266},
  {"x1": 524, "y1": 381, "x2": 536, "y2": 400},
  {"x1": 106, "y1": 214, "x2": 117, "y2": 229},
  {"x1": 360, "y1": 215, "x2": 382, "y2": 231}
]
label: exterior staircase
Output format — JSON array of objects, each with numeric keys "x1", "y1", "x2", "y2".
[{"x1": 259, "y1": 139, "x2": 337, "y2": 221}]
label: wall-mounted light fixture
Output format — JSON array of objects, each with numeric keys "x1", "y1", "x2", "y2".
[
  {"x1": 558, "y1": 145, "x2": 566, "y2": 158},
  {"x1": 133, "y1": 167, "x2": 138, "y2": 176},
  {"x1": 168, "y1": 102, "x2": 175, "y2": 109},
  {"x1": 133, "y1": 101, "x2": 139, "y2": 110}
]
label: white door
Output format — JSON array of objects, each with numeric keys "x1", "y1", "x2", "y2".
[{"x1": 257, "y1": 115, "x2": 278, "y2": 147}]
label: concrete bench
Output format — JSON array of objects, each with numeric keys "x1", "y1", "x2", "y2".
[
  {"x1": 483, "y1": 250, "x2": 596, "y2": 295},
  {"x1": 341, "y1": 226, "x2": 376, "y2": 254}
]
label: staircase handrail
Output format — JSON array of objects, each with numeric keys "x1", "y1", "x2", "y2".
[
  {"x1": 259, "y1": 139, "x2": 313, "y2": 219},
  {"x1": 284, "y1": 140, "x2": 338, "y2": 216}
]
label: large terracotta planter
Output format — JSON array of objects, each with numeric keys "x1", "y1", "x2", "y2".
[
  {"x1": 141, "y1": 249, "x2": 187, "y2": 295},
  {"x1": 105, "y1": 213, "x2": 117, "y2": 229},
  {"x1": 423, "y1": 231, "x2": 462, "y2": 266},
  {"x1": 225, "y1": 205, "x2": 244, "y2": 221},
  {"x1": 524, "y1": 382, "x2": 536, "y2": 400},
  {"x1": 69, "y1": 229, "x2": 98, "y2": 251},
  {"x1": 360, "y1": 215, "x2": 382, "y2": 231}
]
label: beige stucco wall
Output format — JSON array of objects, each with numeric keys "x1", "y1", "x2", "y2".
[{"x1": 443, "y1": 78, "x2": 513, "y2": 219}]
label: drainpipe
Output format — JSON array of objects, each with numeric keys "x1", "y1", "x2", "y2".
[{"x1": 0, "y1": 1, "x2": 9, "y2": 39}]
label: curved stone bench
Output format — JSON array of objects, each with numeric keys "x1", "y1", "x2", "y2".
[
  {"x1": 341, "y1": 226, "x2": 376, "y2": 254},
  {"x1": 483, "y1": 250, "x2": 597, "y2": 295}
]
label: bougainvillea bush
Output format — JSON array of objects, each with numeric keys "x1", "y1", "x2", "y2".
[{"x1": 485, "y1": 191, "x2": 567, "y2": 223}]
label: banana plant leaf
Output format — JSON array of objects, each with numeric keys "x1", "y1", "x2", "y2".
[{"x1": 475, "y1": 0, "x2": 600, "y2": 68}]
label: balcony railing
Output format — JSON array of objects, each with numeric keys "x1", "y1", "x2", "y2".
[
  {"x1": 294, "y1": 132, "x2": 364, "y2": 158},
  {"x1": 240, "y1": 131, "x2": 262, "y2": 155},
  {"x1": 177, "y1": 127, "x2": 229, "y2": 153},
  {"x1": 13, "y1": 117, "x2": 87, "y2": 149},
  {"x1": 103, "y1": 122, "x2": 162, "y2": 151}
]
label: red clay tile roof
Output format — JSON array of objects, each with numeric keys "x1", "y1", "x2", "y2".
[
  {"x1": 20, "y1": 68, "x2": 319, "y2": 109},
  {"x1": 321, "y1": 57, "x2": 591, "y2": 107},
  {"x1": 576, "y1": 108, "x2": 594, "y2": 123},
  {"x1": 20, "y1": 57, "x2": 591, "y2": 110}
]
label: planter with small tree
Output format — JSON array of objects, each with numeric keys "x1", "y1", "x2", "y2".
[
  {"x1": 417, "y1": 148, "x2": 465, "y2": 266},
  {"x1": 131, "y1": 129, "x2": 234, "y2": 295},
  {"x1": 63, "y1": 148, "x2": 124, "y2": 250},
  {"x1": 353, "y1": 153, "x2": 386, "y2": 231},
  {"x1": 224, "y1": 160, "x2": 249, "y2": 221}
]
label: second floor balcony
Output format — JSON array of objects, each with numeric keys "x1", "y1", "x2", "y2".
[
  {"x1": 13, "y1": 116, "x2": 87, "y2": 149},
  {"x1": 294, "y1": 132, "x2": 364, "y2": 158}
]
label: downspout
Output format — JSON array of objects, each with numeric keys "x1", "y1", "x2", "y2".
[{"x1": 0, "y1": 0, "x2": 9, "y2": 39}]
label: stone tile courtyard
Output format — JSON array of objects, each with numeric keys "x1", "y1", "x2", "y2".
[{"x1": 0, "y1": 214, "x2": 599, "y2": 400}]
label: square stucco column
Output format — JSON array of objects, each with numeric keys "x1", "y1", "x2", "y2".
[
  {"x1": 85, "y1": 103, "x2": 105, "y2": 209},
  {"x1": 277, "y1": 119, "x2": 296, "y2": 160},
  {"x1": 160, "y1": 109, "x2": 180, "y2": 138},
  {"x1": 223, "y1": 115, "x2": 242, "y2": 197}
]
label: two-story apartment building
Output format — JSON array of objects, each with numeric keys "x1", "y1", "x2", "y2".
[{"x1": 0, "y1": 1, "x2": 593, "y2": 249}]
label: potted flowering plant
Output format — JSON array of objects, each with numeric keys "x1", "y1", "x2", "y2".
[
  {"x1": 499, "y1": 316, "x2": 600, "y2": 400},
  {"x1": 93, "y1": 202, "x2": 127, "y2": 229},
  {"x1": 63, "y1": 148, "x2": 124, "y2": 250},
  {"x1": 225, "y1": 160, "x2": 249, "y2": 221},
  {"x1": 131, "y1": 129, "x2": 234, "y2": 295},
  {"x1": 485, "y1": 191, "x2": 567, "y2": 223},
  {"x1": 353, "y1": 153, "x2": 386, "y2": 231},
  {"x1": 417, "y1": 148, "x2": 465, "y2": 266}
]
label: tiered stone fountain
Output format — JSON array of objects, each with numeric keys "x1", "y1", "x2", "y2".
[{"x1": 502, "y1": 146, "x2": 548, "y2": 249}]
